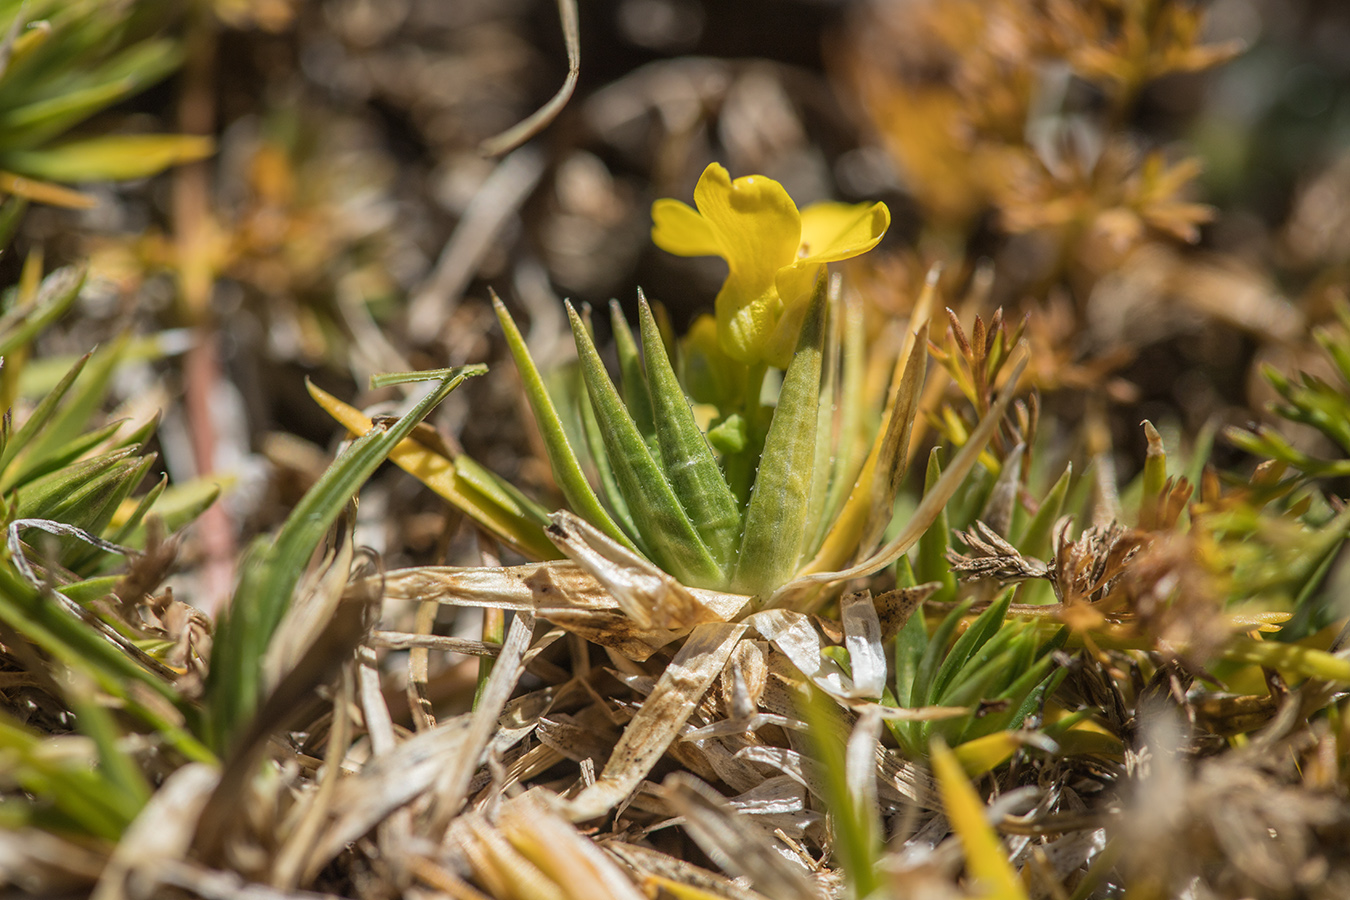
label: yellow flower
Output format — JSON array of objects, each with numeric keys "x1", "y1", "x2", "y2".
[{"x1": 651, "y1": 162, "x2": 890, "y2": 367}]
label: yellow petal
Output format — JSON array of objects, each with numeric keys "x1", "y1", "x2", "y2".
[
  {"x1": 651, "y1": 198, "x2": 721, "y2": 257},
  {"x1": 714, "y1": 274, "x2": 783, "y2": 365},
  {"x1": 693, "y1": 162, "x2": 800, "y2": 291},
  {"x1": 798, "y1": 200, "x2": 890, "y2": 263},
  {"x1": 755, "y1": 261, "x2": 825, "y2": 367}
]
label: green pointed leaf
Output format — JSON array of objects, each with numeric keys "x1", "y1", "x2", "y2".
[
  {"x1": 857, "y1": 319, "x2": 928, "y2": 555},
  {"x1": 1016, "y1": 463, "x2": 1072, "y2": 561},
  {"x1": 0, "y1": 349, "x2": 89, "y2": 479},
  {"x1": 11, "y1": 332, "x2": 126, "y2": 486},
  {"x1": 638, "y1": 295, "x2": 741, "y2": 570},
  {"x1": 14, "y1": 446, "x2": 138, "y2": 521},
  {"x1": 5, "y1": 418, "x2": 121, "y2": 493},
  {"x1": 493, "y1": 292, "x2": 636, "y2": 552},
  {"x1": 573, "y1": 364, "x2": 641, "y2": 543},
  {"x1": 119, "y1": 477, "x2": 222, "y2": 550},
  {"x1": 108, "y1": 473, "x2": 166, "y2": 545},
  {"x1": 452, "y1": 455, "x2": 552, "y2": 527},
  {"x1": 568, "y1": 302, "x2": 721, "y2": 587},
  {"x1": 0, "y1": 195, "x2": 27, "y2": 249},
  {"x1": 915, "y1": 448, "x2": 956, "y2": 603},
  {"x1": 815, "y1": 288, "x2": 869, "y2": 547},
  {"x1": 734, "y1": 275, "x2": 828, "y2": 596},
  {"x1": 930, "y1": 589, "x2": 1014, "y2": 703},
  {"x1": 609, "y1": 299, "x2": 658, "y2": 456},
  {"x1": 912, "y1": 599, "x2": 971, "y2": 709}
]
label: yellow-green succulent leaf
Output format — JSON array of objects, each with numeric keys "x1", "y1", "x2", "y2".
[
  {"x1": 802, "y1": 284, "x2": 842, "y2": 557},
  {"x1": 608, "y1": 299, "x2": 658, "y2": 456},
  {"x1": 568, "y1": 302, "x2": 723, "y2": 587},
  {"x1": 572, "y1": 366, "x2": 642, "y2": 543},
  {"x1": 733, "y1": 274, "x2": 828, "y2": 596},
  {"x1": 492, "y1": 293, "x2": 637, "y2": 553},
  {"x1": 637, "y1": 294, "x2": 742, "y2": 571}
]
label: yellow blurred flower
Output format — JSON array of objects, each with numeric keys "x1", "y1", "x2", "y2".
[{"x1": 652, "y1": 162, "x2": 889, "y2": 368}]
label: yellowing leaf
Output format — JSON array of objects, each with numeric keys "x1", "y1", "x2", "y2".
[
  {"x1": 307, "y1": 381, "x2": 561, "y2": 561},
  {"x1": 931, "y1": 739, "x2": 1028, "y2": 900},
  {"x1": 4, "y1": 134, "x2": 214, "y2": 183}
]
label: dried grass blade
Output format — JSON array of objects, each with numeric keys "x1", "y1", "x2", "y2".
[
  {"x1": 660, "y1": 773, "x2": 824, "y2": 900},
  {"x1": 606, "y1": 842, "x2": 776, "y2": 900},
  {"x1": 803, "y1": 268, "x2": 936, "y2": 575},
  {"x1": 771, "y1": 346, "x2": 1028, "y2": 606},
  {"x1": 273, "y1": 665, "x2": 355, "y2": 890},
  {"x1": 477, "y1": 0, "x2": 578, "y2": 156},
  {"x1": 429, "y1": 611, "x2": 536, "y2": 829},
  {"x1": 376, "y1": 561, "x2": 746, "y2": 659},
  {"x1": 314, "y1": 715, "x2": 474, "y2": 864},
  {"x1": 840, "y1": 590, "x2": 887, "y2": 699},
  {"x1": 496, "y1": 794, "x2": 649, "y2": 900},
  {"x1": 91, "y1": 763, "x2": 218, "y2": 900},
  {"x1": 565, "y1": 621, "x2": 746, "y2": 821},
  {"x1": 744, "y1": 608, "x2": 855, "y2": 699}
]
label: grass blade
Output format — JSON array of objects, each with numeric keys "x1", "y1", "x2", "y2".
[
  {"x1": 207, "y1": 366, "x2": 484, "y2": 752},
  {"x1": 308, "y1": 381, "x2": 561, "y2": 560},
  {"x1": 493, "y1": 291, "x2": 636, "y2": 552}
]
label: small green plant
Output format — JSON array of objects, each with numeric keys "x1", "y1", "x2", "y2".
[{"x1": 0, "y1": 0, "x2": 210, "y2": 204}]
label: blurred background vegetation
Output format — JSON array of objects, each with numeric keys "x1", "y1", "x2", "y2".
[{"x1": 6, "y1": 0, "x2": 1350, "y2": 896}]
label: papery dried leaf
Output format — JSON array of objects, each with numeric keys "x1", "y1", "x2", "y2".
[
  {"x1": 744, "y1": 608, "x2": 858, "y2": 699},
  {"x1": 606, "y1": 842, "x2": 776, "y2": 900},
  {"x1": 494, "y1": 793, "x2": 648, "y2": 900},
  {"x1": 840, "y1": 591, "x2": 887, "y2": 699},
  {"x1": 661, "y1": 773, "x2": 824, "y2": 900},
  {"x1": 565, "y1": 621, "x2": 747, "y2": 821},
  {"x1": 546, "y1": 511, "x2": 742, "y2": 630},
  {"x1": 92, "y1": 764, "x2": 219, "y2": 900},
  {"x1": 375, "y1": 561, "x2": 745, "y2": 660}
]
